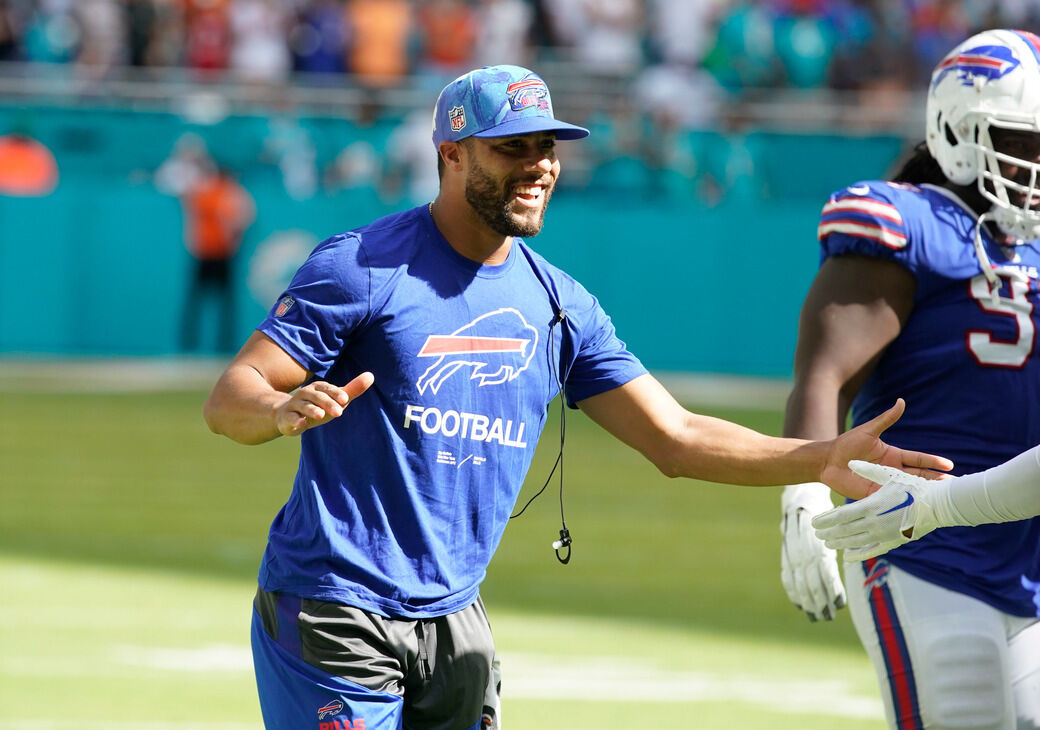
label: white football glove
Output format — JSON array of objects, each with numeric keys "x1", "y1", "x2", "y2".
[
  {"x1": 812, "y1": 460, "x2": 940, "y2": 562},
  {"x1": 780, "y1": 482, "x2": 846, "y2": 622}
]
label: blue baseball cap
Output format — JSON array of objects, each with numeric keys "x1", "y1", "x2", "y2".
[{"x1": 432, "y1": 65, "x2": 590, "y2": 147}]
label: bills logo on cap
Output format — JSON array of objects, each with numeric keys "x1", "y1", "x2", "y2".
[
  {"x1": 449, "y1": 105, "x2": 466, "y2": 132},
  {"x1": 932, "y1": 44, "x2": 1020, "y2": 88},
  {"x1": 507, "y1": 76, "x2": 549, "y2": 112}
]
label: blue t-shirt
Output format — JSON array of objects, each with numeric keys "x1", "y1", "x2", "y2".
[
  {"x1": 256, "y1": 205, "x2": 647, "y2": 618},
  {"x1": 818, "y1": 180, "x2": 1040, "y2": 617}
]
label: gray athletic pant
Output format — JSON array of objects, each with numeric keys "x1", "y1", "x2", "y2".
[{"x1": 254, "y1": 587, "x2": 502, "y2": 730}]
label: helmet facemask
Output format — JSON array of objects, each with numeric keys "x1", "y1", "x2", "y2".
[
  {"x1": 925, "y1": 29, "x2": 1040, "y2": 242},
  {"x1": 973, "y1": 121, "x2": 1040, "y2": 241}
]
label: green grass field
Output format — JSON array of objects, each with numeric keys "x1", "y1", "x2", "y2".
[{"x1": 0, "y1": 368, "x2": 886, "y2": 729}]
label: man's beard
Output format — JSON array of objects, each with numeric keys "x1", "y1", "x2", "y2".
[{"x1": 464, "y1": 161, "x2": 552, "y2": 238}]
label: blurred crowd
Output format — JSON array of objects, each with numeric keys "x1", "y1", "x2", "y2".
[
  {"x1": 0, "y1": 0, "x2": 1036, "y2": 93},
  {"x1": 3, "y1": 0, "x2": 1039, "y2": 211}
]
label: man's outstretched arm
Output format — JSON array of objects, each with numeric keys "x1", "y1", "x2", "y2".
[{"x1": 576, "y1": 373, "x2": 952, "y2": 499}]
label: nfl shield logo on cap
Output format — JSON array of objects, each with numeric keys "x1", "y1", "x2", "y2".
[{"x1": 449, "y1": 105, "x2": 466, "y2": 132}]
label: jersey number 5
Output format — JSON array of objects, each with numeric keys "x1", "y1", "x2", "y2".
[{"x1": 967, "y1": 273, "x2": 1036, "y2": 368}]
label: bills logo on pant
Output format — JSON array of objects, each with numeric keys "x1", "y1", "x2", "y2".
[
  {"x1": 317, "y1": 699, "x2": 344, "y2": 720},
  {"x1": 416, "y1": 308, "x2": 538, "y2": 395}
]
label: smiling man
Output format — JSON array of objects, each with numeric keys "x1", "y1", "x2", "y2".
[{"x1": 202, "y1": 65, "x2": 951, "y2": 730}]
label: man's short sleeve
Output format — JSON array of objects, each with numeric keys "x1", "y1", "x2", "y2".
[
  {"x1": 257, "y1": 234, "x2": 371, "y2": 377},
  {"x1": 561, "y1": 287, "x2": 647, "y2": 406}
]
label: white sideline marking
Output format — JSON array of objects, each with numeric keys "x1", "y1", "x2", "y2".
[
  {"x1": 101, "y1": 644, "x2": 880, "y2": 719},
  {"x1": 112, "y1": 643, "x2": 253, "y2": 672},
  {"x1": 0, "y1": 357, "x2": 227, "y2": 393},
  {"x1": 504, "y1": 653, "x2": 882, "y2": 718},
  {"x1": 0, "y1": 358, "x2": 791, "y2": 408}
]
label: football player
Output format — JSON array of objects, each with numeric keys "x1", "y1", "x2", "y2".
[{"x1": 779, "y1": 28, "x2": 1040, "y2": 730}]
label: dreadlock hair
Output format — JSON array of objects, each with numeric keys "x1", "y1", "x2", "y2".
[{"x1": 891, "y1": 141, "x2": 949, "y2": 185}]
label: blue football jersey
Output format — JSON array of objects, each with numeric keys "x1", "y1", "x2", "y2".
[
  {"x1": 255, "y1": 205, "x2": 646, "y2": 618},
  {"x1": 819, "y1": 180, "x2": 1040, "y2": 617}
]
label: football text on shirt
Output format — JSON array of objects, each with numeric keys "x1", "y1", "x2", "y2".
[{"x1": 403, "y1": 404, "x2": 528, "y2": 448}]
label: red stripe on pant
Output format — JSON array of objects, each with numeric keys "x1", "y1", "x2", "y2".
[{"x1": 864, "y1": 558, "x2": 922, "y2": 730}]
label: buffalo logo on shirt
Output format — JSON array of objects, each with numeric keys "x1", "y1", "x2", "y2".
[{"x1": 415, "y1": 308, "x2": 538, "y2": 395}]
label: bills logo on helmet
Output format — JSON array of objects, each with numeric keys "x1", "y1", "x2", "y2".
[
  {"x1": 507, "y1": 77, "x2": 550, "y2": 113},
  {"x1": 416, "y1": 308, "x2": 538, "y2": 395},
  {"x1": 932, "y1": 44, "x2": 1020, "y2": 89}
]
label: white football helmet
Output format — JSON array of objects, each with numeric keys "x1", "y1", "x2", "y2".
[{"x1": 926, "y1": 29, "x2": 1040, "y2": 241}]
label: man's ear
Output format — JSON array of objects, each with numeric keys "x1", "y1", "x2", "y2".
[{"x1": 438, "y1": 140, "x2": 465, "y2": 172}]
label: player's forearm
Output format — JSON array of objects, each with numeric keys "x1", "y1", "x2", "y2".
[
  {"x1": 935, "y1": 445, "x2": 1040, "y2": 527},
  {"x1": 203, "y1": 365, "x2": 291, "y2": 445},
  {"x1": 782, "y1": 370, "x2": 848, "y2": 440}
]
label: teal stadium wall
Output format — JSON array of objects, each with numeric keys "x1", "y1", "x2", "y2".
[{"x1": 0, "y1": 104, "x2": 907, "y2": 376}]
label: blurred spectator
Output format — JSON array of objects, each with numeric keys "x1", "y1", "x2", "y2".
[
  {"x1": 343, "y1": 0, "x2": 414, "y2": 88},
  {"x1": 647, "y1": 0, "x2": 723, "y2": 67},
  {"x1": 0, "y1": 130, "x2": 59, "y2": 196},
  {"x1": 770, "y1": 0, "x2": 837, "y2": 89},
  {"x1": 22, "y1": 1, "x2": 81, "y2": 64},
  {"x1": 538, "y1": 0, "x2": 584, "y2": 48},
  {"x1": 290, "y1": 0, "x2": 346, "y2": 74},
  {"x1": 382, "y1": 107, "x2": 439, "y2": 206},
  {"x1": 0, "y1": 0, "x2": 23, "y2": 61},
  {"x1": 701, "y1": 0, "x2": 782, "y2": 90},
  {"x1": 910, "y1": 0, "x2": 971, "y2": 85},
  {"x1": 472, "y1": 0, "x2": 534, "y2": 67},
  {"x1": 184, "y1": 0, "x2": 232, "y2": 73},
  {"x1": 826, "y1": 0, "x2": 908, "y2": 91},
  {"x1": 229, "y1": 0, "x2": 291, "y2": 83},
  {"x1": 261, "y1": 106, "x2": 318, "y2": 201},
  {"x1": 180, "y1": 165, "x2": 255, "y2": 353},
  {"x1": 416, "y1": 0, "x2": 478, "y2": 76},
  {"x1": 571, "y1": 0, "x2": 644, "y2": 75},
  {"x1": 154, "y1": 132, "x2": 214, "y2": 197},
  {"x1": 636, "y1": 61, "x2": 724, "y2": 130},
  {"x1": 323, "y1": 95, "x2": 390, "y2": 195},
  {"x1": 142, "y1": 0, "x2": 187, "y2": 67},
  {"x1": 123, "y1": 0, "x2": 157, "y2": 67},
  {"x1": 73, "y1": 0, "x2": 126, "y2": 76}
]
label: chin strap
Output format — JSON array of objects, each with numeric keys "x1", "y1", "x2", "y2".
[
  {"x1": 973, "y1": 211, "x2": 1003, "y2": 306},
  {"x1": 973, "y1": 210, "x2": 1031, "y2": 306}
]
